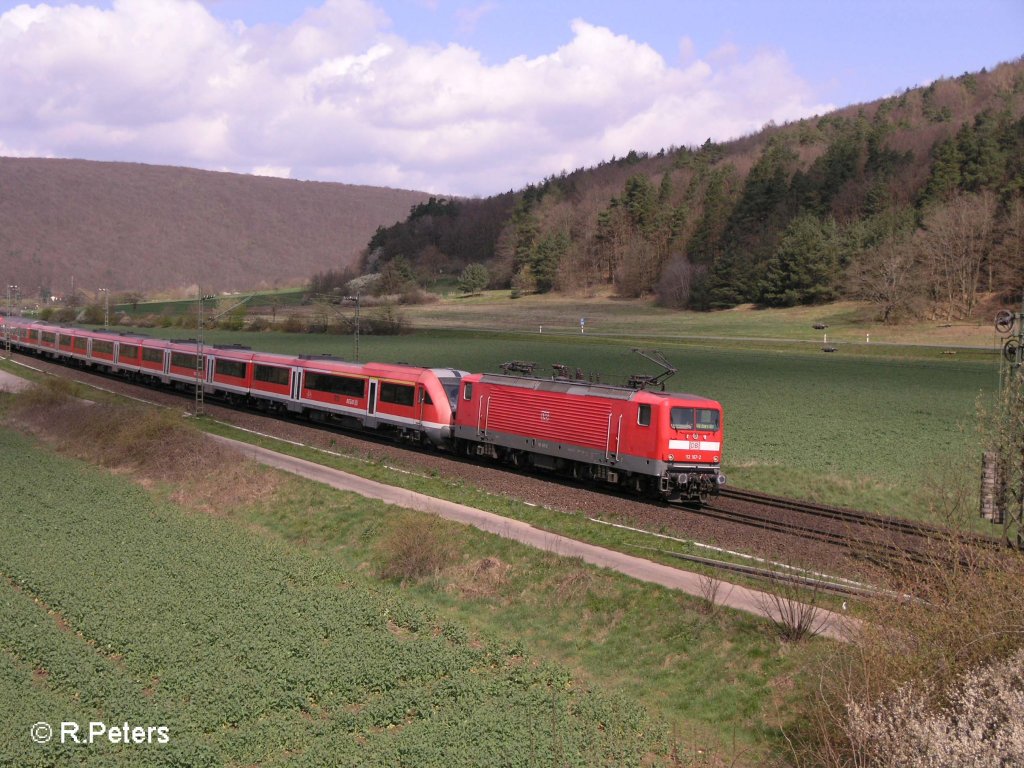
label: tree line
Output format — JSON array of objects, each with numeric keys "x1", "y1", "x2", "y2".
[{"x1": 335, "y1": 60, "x2": 1024, "y2": 320}]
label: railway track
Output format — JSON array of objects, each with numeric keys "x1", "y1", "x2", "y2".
[
  {"x1": 720, "y1": 487, "x2": 993, "y2": 543},
  {"x1": 702, "y1": 486, "x2": 1003, "y2": 567}
]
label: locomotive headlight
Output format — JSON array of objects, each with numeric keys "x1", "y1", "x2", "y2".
[
  {"x1": 667, "y1": 453, "x2": 674, "y2": 462},
  {"x1": 713, "y1": 455, "x2": 719, "y2": 463}
]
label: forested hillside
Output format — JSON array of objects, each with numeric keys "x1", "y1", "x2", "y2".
[
  {"x1": 362, "y1": 59, "x2": 1024, "y2": 321},
  {"x1": 0, "y1": 158, "x2": 429, "y2": 297}
]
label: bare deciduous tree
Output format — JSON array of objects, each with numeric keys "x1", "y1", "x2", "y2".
[
  {"x1": 846, "y1": 237, "x2": 923, "y2": 323},
  {"x1": 656, "y1": 256, "x2": 707, "y2": 309},
  {"x1": 917, "y1": 191, "x2": 997, "y2": 319}
]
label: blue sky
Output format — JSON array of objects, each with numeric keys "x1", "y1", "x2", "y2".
[{"x1": 0, "y1": 0, "x2": 1020, "y2": 195}]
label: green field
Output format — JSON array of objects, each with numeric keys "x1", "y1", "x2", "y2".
[
  {"x1": 88, "y1": 316, "x2": 1002, "y2": 520},
  {"x1": 0, "y1": 427, "x2": 677, "y2": 767}
]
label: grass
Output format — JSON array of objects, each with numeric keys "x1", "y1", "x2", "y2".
[
  {"x1": 0, "y1": 388, "x2": 813, "y2": 765},
  {"x1": 111, "y1": 287, "x2": 307, "y2": 318},
  {"x1": 399, "y1": 293, "x2": 1004, "y2": 350},
  {"x1": 241, "y1": 475, "x2": 801, "y2": 759}
]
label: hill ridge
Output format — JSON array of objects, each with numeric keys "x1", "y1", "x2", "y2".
[{"x1": 0, "y1": 156, "x2": 430, "y2": 298}]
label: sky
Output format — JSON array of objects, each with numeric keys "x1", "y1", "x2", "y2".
[{"x1": 0, "y1": 0, "x2": 1020, "y2": 197}]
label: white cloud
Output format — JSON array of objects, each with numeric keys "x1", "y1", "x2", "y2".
[{"x1": 0, "y1": 0, "x2": 832, "y2": 196}]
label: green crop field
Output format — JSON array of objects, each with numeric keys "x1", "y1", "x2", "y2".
[
  {"x1": 87, "y1": 319, "x2": 1002, "y2": 520},
  {"x1": 0, "y1": 427, "x2": 674, "y2": 766}
]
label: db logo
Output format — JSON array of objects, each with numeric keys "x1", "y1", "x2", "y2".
[{"x1": 540, "y1": 410, "x2": 551, "y2": 422}]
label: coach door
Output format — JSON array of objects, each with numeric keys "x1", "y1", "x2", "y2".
[{"x1": 367, "y1": 379, "x2": 378, "y2": 415}]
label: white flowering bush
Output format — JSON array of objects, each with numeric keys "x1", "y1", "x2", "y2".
[{"x1": 846, "y1": 648, "x2": 1024, "y2": 767}]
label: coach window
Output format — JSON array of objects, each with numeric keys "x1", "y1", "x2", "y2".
[
  {"x1": 253, "y1": 364, "x2": 290, "y2": 386},
  {"x1": 305, "y1": 372, "x2": 365, "y2": 398},
  {"x1": 637, "y1": 404, "x2": 651, "y2": 427},
  {"x1": 171, "y1": 351, "x2": 197, "y2": 369},
  {"x1": 380, "y1": 382, "x2": 415, "y2": 407},
  {"x1": 73, "y1": 337, "x2": 88, "y2": 352},
  {"x1": 463, "y1": 383, "x2": 473, "y2": 401},
  {"x1": 215, "y1": 359, "x2": 247, "y2": 379},
  {"x1": 142, "y1": 348, "x2": 163, "y2": 364}
]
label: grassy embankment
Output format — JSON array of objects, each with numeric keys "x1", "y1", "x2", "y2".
[{"x1": 0, "y1": 382, "x2": 811, "y2": 766}]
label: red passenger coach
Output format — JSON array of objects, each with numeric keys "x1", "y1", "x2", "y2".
[
  {"x1": 207, "y1": 345, "x2": 255, "y2": 401},
  {"x1": 247, "y1": 352, "x2": 298, "y2": 407},
  {"x1": 453, "y1": 373, "x2": 725, "y2": 503},
  {"x1": 293, "y1": 357, "x2": 464, "y2": 447},
  {"x1": 139, "y1": 339, "x2": 171, "y2": 379}
]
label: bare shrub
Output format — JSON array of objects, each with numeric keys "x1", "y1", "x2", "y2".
[
  {"x1": 696, "y1": 572, "x2": 733, "y2": 616},
  {"x1": 756, "y1": 572, "x2": 828, "y2": 642},
  {"x1": 449, "y1": 556, "x2": 511, "y2": 599},
  {"x1": 554, "y1": 565, "x2": 595, "y2": 601},
  {"x1": 377, "y1": 513, "x2": 458, "y2": 584}
]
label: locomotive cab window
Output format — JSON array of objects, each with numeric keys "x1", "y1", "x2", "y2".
[
  {"x1": 695, "y1": 408, "x2": 720, "y2": 432},
  {"x1": 637, "y1": 404, "x2": 651, "y2": 427},
  {"x1": 420, "y1": 388, "x2": 433, "y2": 405},
  {"x1": 463, "y1": 383, "x2": 473, "y2": 401},
  {"x1": 671, "y1": 407, "x2": 719, "y2": 432},
  {"x1": 669, "y1": 407, "x2": 694, "y2": 430}
]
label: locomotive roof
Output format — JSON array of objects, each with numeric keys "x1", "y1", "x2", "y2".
[
  {"x1": 476, "y1": 372, "x2": 718, "y2": 403},
  {"x1": 478, "y1": 372, "x2": 638, "y2": 399}
]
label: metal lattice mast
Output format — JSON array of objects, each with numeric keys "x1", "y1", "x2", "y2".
[
  {"x1": 982, "y1": 294, "x2": 1024, "y2": 546},
  {"x1": 4, "y1": 284, "x2": 16, "y2": 359},
  {"x1": 195, "y1": 288, "x2": 213, "y2": 417}
]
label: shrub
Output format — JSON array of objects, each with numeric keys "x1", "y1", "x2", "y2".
[{"x1": 376, "y1": 513, "x2": 457, "y2": 583}]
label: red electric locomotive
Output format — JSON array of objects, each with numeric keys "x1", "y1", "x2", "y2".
[{"x1": 452, "y1": 372, "x2": 725, "y2": 503}]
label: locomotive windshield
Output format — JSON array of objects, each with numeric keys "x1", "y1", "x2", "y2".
[{"x1": 670, "y1": 407, "x2": 720, "y2": 432}]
